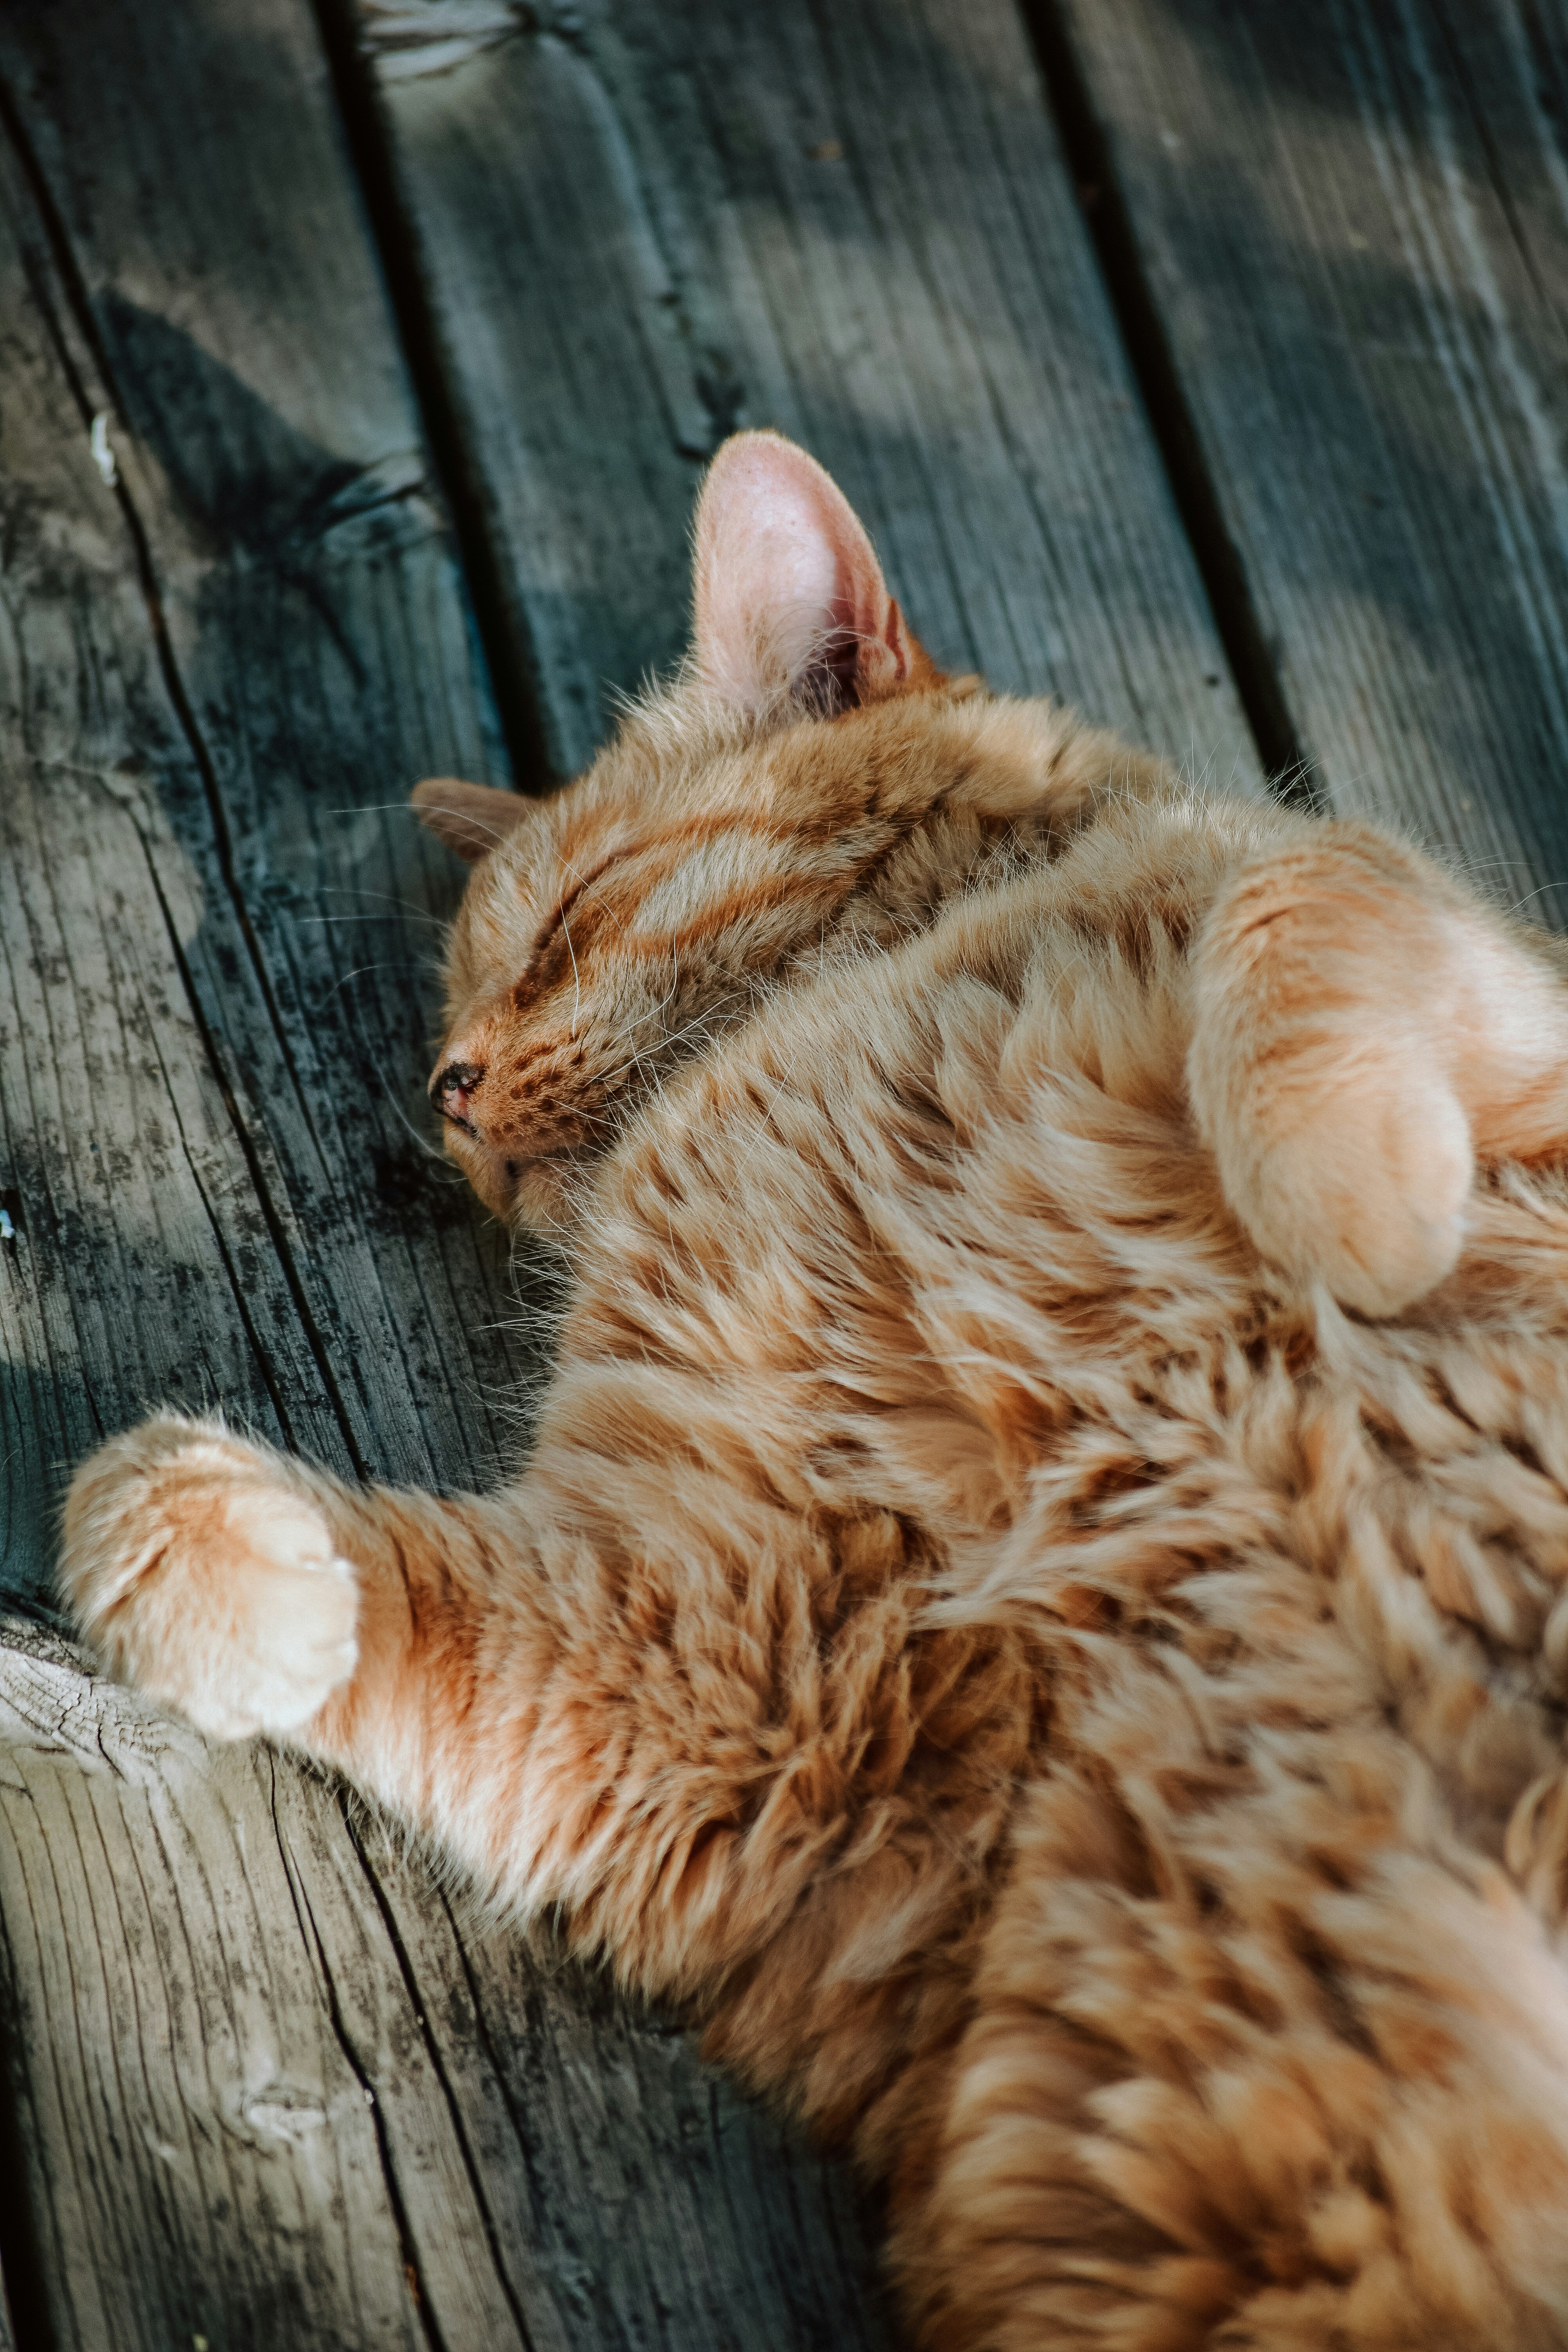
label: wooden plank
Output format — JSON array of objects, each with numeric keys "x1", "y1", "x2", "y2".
[
  {"x1": 1050, "y1": 0, "x2": 1568, "y2": 909},
  {"x1": 0, "y1": 138, "x2": 426, "y2": 2337},
  {"x1": 344, "y1": 0, "x2": 1259, "y2": 785},
  {"x1": 0, "y1": 100, "x2": 535, "y2": 2341},
  {"x1": 0, "y1": 1628, "x2": 433, "y2": 2352},
  {"x1": 0, "y1": 2, "x2": 894, "y2": 2342},
  {"x1": 0, "y1": 748, "x2": 314, "y2": 1596},
  {"x1": 0, "y1": 0, "x2": 532, "y2": 1514}
]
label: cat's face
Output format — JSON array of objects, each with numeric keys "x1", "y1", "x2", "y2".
[{"x1": 413, "y1": 433, "x2": 992, "y2": 1230}]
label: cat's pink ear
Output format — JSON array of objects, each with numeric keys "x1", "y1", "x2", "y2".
[
  {"x1": 411, "y1": 777, "x2": 537, "y2": 865},
  {"x1": 691, "y1": 432, "x2": 938, "y2": 717}
]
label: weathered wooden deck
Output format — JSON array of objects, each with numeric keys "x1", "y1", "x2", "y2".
[{"x1": 2, "y1": 0, "x2": 1567, "y2": 2343}]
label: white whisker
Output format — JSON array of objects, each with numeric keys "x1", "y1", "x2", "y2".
[
  {"x1": 297, "y1": 910, "x2": 449, "y2": 935},
  {"x1": 559, "y1": 899, "x2": 582, "y2": 1036},
  {"x1": 553, "y1": 850, "x2": 627, "y2": 931},
  {"x1": 321, "y1": 960, "x2": 394, "y2": 1004}
]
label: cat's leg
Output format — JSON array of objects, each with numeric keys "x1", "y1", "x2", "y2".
[
  {"x1": 60, "y1": 1414, "x2": 522, "y2": 1851},
  {"x1": 63, "y1": 1411, "x2": 703, "y2": 1921},
  {"x1": 1187, "y1": 823, "x2": 1568, "y2": 1314},
  {"x1": 60, "y1": 1401, "x2": 1027, "y2": 2028}
]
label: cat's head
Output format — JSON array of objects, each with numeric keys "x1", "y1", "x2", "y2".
[{"x1": 412, "y1": 432, "x2": 1062, "y2": 1230}]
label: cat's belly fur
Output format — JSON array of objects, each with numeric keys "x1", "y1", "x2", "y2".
[
  {"x1": 61, "y1": 748, "x2": 1568, "y2": 2352},
  {"x1": 522, "y1": 814, "x2": 1568, "y2": 2343},
  {"x1": 63, "y1": 780, "x2": 1568, "y2": 2349}
]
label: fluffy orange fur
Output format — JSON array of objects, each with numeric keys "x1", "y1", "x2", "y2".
[{"x1": 63, "y1": 434, "x2": 1568, "y2": 2347}]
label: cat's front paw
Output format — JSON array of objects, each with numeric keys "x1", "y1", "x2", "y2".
[{"x1": 62, "y1": 1415, "x2": 359, "y2": 1740}]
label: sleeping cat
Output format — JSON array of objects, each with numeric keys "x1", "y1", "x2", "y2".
[{"x1": 62, "y1": 432, "x2": 1568, "y2": 2348}]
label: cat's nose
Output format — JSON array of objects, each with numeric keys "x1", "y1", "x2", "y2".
[{"x1": 430, "y1": 1059, "x2": 484, "y2": 1132}]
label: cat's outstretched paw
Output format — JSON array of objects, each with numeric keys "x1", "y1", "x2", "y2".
[{"x1": 62, "y1": 1415, "x2": 359, "y2": 1741}]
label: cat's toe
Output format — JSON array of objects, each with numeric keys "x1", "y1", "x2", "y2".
[{"x1": 62, "y1": 1414, "x2": 359, "y2": 1741}]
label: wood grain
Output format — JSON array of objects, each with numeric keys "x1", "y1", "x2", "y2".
[
  {"x1": 0, "y1": 0, "x2": 534, "y2": 1514},
  {"x1": 0, "y1": 46, "x2": 528, "y2": 2347},
  {"x1": 0, "y1": 1628, "x2": 432, "y2": 2352},
  {"x1": 1052, "y1": 0, "x2": 1568, "y2": 916},
  {"x1": 347, "y1": 0, "x2": 1259, "y2": 788},
  {"x1": 0, "y1": 1, "x2": 890, "y2": 2343}
]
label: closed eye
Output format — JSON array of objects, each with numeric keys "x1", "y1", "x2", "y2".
[
  {"x1": 514, "y1": 848, "x2": 632, "y2": 1001},
  {"x1": 551, "y1": 848, "x2": 632, "y2": 936},
  {"x1": 514, "y1": 818, "x2": 779, "y2": 998}
]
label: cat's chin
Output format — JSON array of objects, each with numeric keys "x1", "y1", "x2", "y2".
[
  {"x1": 507, "y1": 1153, "x2": 579, "y2": 1237},
  {"x1": 442, "y1": 1128, "x2": 577, "y2": 1234}
]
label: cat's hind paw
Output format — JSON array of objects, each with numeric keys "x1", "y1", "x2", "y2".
[{"x1": 62, "y1": 1415, "x2": 359, "y2": 1741}]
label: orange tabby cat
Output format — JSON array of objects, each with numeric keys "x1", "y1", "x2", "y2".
[{"x1": 63, "y1": 434, "x2": 1568, "y2": 2348}]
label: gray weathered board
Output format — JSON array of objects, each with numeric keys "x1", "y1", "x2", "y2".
[
  {"x1": 0, "y1": 0, "x2": 1248, "y2": 2345},
  {"x1": 1053, "y1": 0, "x2": 1568, "y2": 918},
  {"x1": 345, "y1": 0, "x2": 1256, "y2": 786}
]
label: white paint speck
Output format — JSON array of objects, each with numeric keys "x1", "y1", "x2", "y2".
[
  {"x1": 243, "y1": 2092, "x2": 327, "y2": 2145},
  {"x1": 90, "y1": 411, "x2": 118, "y2": 488},
  {"x1": 361, "y1": 0, "x2": 524, "y2": 80}
]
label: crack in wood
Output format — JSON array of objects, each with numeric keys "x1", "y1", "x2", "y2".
[
  {"x1": 1020, "y1": 0, "x2": 1319, "y2": 807},
  {"x1": 313, "y1": 0, "x2": 558, "y2": 787},
  {"x1": 336, "y1": 1794, "x2": 543, "y2": 2352},
  {"x1": 269, "y1": 1758, "x2": 452, "y2": 2352}
]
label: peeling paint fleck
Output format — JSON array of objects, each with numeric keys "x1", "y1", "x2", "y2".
[
  {"x1": 359, "y1": 0, "x2": 530, "y2": 81},
  {"x1": 90, "y1": 410, "x2": 118, "y2": 487}
]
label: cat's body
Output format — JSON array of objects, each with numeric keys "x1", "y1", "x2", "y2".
[{"x1": 62, "y1": 436, "x2": 1568, "y2": 2347}]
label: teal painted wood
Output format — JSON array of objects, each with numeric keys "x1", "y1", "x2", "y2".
[{"x1": 1054, "y1": 0, "x2": 1568, "y2": 917}]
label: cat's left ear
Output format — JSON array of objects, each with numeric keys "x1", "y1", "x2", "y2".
[{"x1": 691, "y1": 431, "x2": 940, "y2": 718}]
